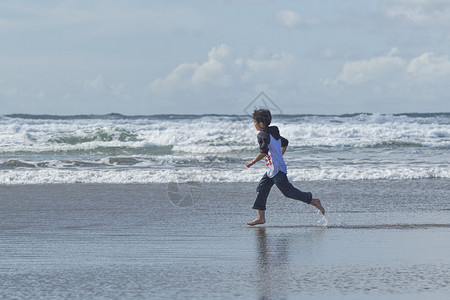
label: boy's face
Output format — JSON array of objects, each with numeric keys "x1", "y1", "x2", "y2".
[{"x1": 253, "y1": 120, "x2": 265, "y2": 131}]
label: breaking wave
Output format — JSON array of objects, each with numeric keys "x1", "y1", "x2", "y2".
[{"x1": 1, "y1": 113, "x2": 449, "y2": 184}]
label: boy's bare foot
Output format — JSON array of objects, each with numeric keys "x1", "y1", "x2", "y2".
[
  {"x1": 310, "y1": 198, "x2": 325, "y2": 215},
  {"x1": 247, "y1": 218, "x2": 266, "y2": 226}
]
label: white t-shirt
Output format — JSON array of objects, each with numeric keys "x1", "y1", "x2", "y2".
[{"x1": 257, "y1": 126, "x2": 289, "y2": 178}]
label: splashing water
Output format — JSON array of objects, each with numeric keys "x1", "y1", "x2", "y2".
[{"x1": 317, "y1": 211, "x2": 328, "y2": 227}]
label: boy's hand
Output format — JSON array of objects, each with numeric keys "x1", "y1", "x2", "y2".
[{"x1": 246, "y1": 153, "x2": 266, "y2": 168}]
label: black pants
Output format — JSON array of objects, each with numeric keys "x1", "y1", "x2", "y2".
[{"x1": 252, "y1": 172, "x2": 312, "y2": 210}]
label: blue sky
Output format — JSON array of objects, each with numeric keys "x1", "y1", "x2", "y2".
[{"x1": 1, "y1": 0, "x2": 450, "y2": 115}]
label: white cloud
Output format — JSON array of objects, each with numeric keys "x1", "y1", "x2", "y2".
[
  {"x1": 191, "y1": 45, "x2": 232, "y2": 87},
  {"x1": 407, "y1": 52, "x2": 450, "y2": 81},
  {"x1": 150, "y1": 45, "x2": 297, "y2": 97},
  {"x1": 392, "y1": 0, "x2": 448, "y2": 6},
  {"x1": 274, "y1": 9, "x2": 319, "y2": 27},
  {"x1": 150, "y1": 63, "x2": 197, "y2": 93},
  {"x1": 386, "y1": 0, "x2": 450, "y2": 26},
  {"x1": 326, "y1": 49, "x2": 450, "y2": 88},
  {"x1": 150, "y1": 45, "x2": 233, "y2": 93},
  {"x1": 275, "y1": 10, "x2": 302, "y2": 27},
  {"x1": 242, "y1": 48, "x2": 294, "y2": 81},
  {"x1": 327, "y1": 48, "x2": 406, "y2": 86},
  {"x1": 386, "y1": 6, "x2": 429, "y2": 23},
  {"x1": 234, "y1": 58, "x2": 244, "y2": 67}
]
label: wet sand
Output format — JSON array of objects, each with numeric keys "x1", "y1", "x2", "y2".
[{"x1": 0, "y1": 179, "x2": 449, "y2": 299}]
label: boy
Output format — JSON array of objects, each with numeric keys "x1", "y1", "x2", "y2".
[{"x1": 246, "y1": 109, "x2": 325, "y2": 226}]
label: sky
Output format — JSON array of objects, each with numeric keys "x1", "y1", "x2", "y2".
[{"x1": 1, "y1": 0, "x2": 450, "y2": 115}]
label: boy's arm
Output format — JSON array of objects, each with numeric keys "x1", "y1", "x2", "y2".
[
  {"x1": 246, "y1": 152, "x2": 266, "y2": 168},
  {"x1": 281, "y1": 136, "x2": 288, "y2": 155},
  {"x1": 247, "y1": 130, "x2": 270, "y2": 168}
]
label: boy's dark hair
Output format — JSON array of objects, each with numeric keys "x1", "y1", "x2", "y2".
[{"x1": 253, "y1": 109, "x2": 272, "y2": 126}]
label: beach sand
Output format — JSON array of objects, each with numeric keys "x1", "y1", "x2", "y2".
[{"x1": 1, "y1": 179, "x2": 449, "y2": 299}]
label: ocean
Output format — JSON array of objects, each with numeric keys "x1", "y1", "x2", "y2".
[
  {"x1": 1, "y1": 113, "x2": 449, "y2": 184},
  {"x1": 1, "y1": 113, "x2": 449, "y2": 299}
]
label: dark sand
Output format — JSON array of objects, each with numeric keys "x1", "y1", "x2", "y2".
[{"x1": 1, "y1": 179, "x2": 449, "y2": 299}]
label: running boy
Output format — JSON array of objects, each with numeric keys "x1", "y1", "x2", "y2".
[{"x1": 246, "y1": 109, "x2": 324, "y2": 226}]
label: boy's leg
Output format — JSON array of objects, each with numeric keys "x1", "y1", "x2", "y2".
[
  {"x1": 248, "y1": 174, "x2": 273, "y2": 225},
  {"x1": 273, "y1": 172, "x2": 325, "y2": 214},
  {"x1": 252, "y1": 173, "x2": 274, "y2": 210},
  {"x1": 273, "y1": 172, "x2": 311, "y2": 204}
]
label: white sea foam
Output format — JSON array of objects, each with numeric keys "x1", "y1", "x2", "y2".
[
  {"x1": 1, "y1": 164, "x2": 448, "y2": 184},
  {"x1": 1, "y1": 114, "x2": 449, "y2": 153},
  {"x1": 1, "y1": 113, "x2": 449, "y2": 184}
]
